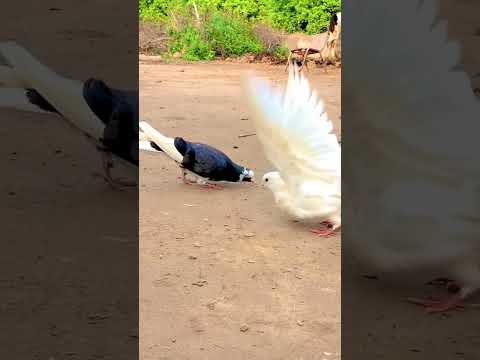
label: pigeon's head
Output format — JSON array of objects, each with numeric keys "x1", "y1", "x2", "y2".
[
  {"x1": 262, "y1": 171, "x2": 283, "y2": 190},
  {"x1": 239, "y1": 168, "x2": 255, "y2": 182}
]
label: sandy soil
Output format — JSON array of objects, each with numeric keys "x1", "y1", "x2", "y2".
[
  {"x1": 139, "y1": 63, "x2": 341, "y2": 359},
  {"x1": 1, "y1": 2, "x2": 138, "y2": 359}
]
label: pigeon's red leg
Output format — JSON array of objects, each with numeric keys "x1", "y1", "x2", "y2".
[
  {"x1": 311, "y1": 221, "x2": 336, "y2": 237},
  {"x1": 407, "y1": 294, "x2": 465, "y2": 313},
  {"x1": 427, "y1": 278, "x2": 461, "y2": 293},
  {"x1": 204, "y1": 183, "x2": 224, "y2": 190},
  {"x1": 310, "y1": 228, "x2": 336, "y2": 237},
  {"x1": 94, "y1": 151, "x2": 135, "y2": 189},
  {"x1": 180, "y1": 171, "x2": 196, "y2": 185},
  {"x1": 103, "y1": 161, "x2": 136, "y2": 188},
  {"x1": 182, "y1": 177, "x2": 195, "y2": 185}
]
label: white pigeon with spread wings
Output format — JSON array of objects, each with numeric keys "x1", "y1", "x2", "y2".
[
  {"x1": 344, "y1": 0, "x2": 480, "y2": 312},
  {"x1": 243, "y1": 65, "x2": 341, "y2": 236}
]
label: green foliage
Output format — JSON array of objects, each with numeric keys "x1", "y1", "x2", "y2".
[
  {"x1": 204, "y1": 14, "x2": 263, "y2": 57},
  {"x1": 273, "y1": 45, "x2": 290, "y2": 60},
  {"x1": 163, "y1": 11, "x2": 263, "y2": 60},
  {"x1": 221, "y1": 0, "x2": 263, "y2": 19},
  {"x1": 139, "y1": 0, "x2": 340, "y2": 34},
  {"x1": 139, "y1": 0, "x2": 340, "y2": 60},
  {"x1": 168, "y1": 25, "x2": 215, "y2": 61},
  {"x1": 139, "y1": 0, "x2": 172, "y2": 20},
  {"x1": 262, "y1": 0, "x2": 340, "y2": 34}
]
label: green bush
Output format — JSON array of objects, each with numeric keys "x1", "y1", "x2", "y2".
[
  {"x1": 139, "y1": 0, "x2": 170, "y2": 20},
  {"x1": 168, "y1": 25, "x2": 215, "y2": 61},
  {"x1": 263, "y1": 0, "x2": 340, "y2": 34},
  {"x1": 273, "y1": 45, "x2": 290, "y2": 60},
  {"x1": 220, "y1": 0, "x2": 263, "y2": 19},
  {"x1": 204, "y1": 13, "x2": 263, "y2": 57},
  {"x1": 139, "y1": 0, "x2": 341, "y2": 34},
  {"x1": 139, "y1": 0, "x2": 341, "y2": 60}
]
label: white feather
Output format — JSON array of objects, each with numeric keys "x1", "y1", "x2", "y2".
[
  {"x1": 243, "y1": 65, "x2": 341, "y2": 227},
  {"x1": 139, "y1": 140, "x2": 162, "y2": 153},
  {"x1": 0, "y1": 88, "x2": 55, "y2": 114},
  {"x1": 0, "y1": 42, "x2": 137, "y2": 178},
  {"x1": 139, "y1": 130, "x2": 148, "y2": 142},
  {"x1": 0, "y1": 65, "x2": 26, "y2": 87},
  {"x1": 138, "y1": 121, "x2": 183, "y2": 163},
  {"x1": 344, "y1": 0, "x2": 480, "y2": 298}
]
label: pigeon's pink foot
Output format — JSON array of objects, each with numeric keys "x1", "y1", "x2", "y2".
[
  {"x1": 310, "y1": 221, "x2": 336, "y2": 237},
  {"x1": 427, "y1": 278, "x2": 461, "y2": 293},
  {"x1": 407, "y1": 294, "x2": 465, "y2": 313},
  {"x1": 204, "y1": 183, "x2": 223, "y2": 190},
  {"x1": 310, "y1": 228, "x2": 335, "y2": 237},
  {"x1": 181, "y1": 178, "x2": 195, "y2": 185}
]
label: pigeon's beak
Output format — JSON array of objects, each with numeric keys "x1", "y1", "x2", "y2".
[{"x1": 243, "y1": 169, "x2": 255, "y2": 183}]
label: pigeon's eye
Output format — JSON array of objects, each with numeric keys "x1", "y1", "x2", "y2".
[{"x1": 265, "y1": 178, "x2": 269, "y2": 182}]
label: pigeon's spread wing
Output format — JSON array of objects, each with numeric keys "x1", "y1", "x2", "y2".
[
  {"x1": 344, "y1": 0, "x2": 480, "y2": 272},
  {"x1": 345, "y1": 0, "x2": 480, "y2": 177},
  {"x1": 243, "y1": 66, "x2": 340, "y2": 195}
]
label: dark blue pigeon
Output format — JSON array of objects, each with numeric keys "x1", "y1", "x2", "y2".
[
  {"x1": 0, "y1": 42, "x2": 138, "y2": 189},
  {"x1": 139, "y1": 121, "x2": 254, "y2": 189}
]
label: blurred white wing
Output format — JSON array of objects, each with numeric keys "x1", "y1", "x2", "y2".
[
  {"x1": 243, "y1": 66, "x2": 341, "y2": 195},
  {"x1": 344, "y1": 0, "x2": 480, "y2": 274},
  {"x1": 345, "y1": 0, "x2": 480, "y2": 177}
]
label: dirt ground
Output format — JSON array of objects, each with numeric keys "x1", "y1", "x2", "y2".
[
  {"x1": 139, "y1": 62, "x2": 341, "y2": 359},
  {"x1": 1, "y1": 2, "x2": 138, "y2": 359}
]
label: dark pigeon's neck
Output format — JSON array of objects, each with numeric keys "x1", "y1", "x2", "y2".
[
  {"x1": 82, "y1": 78, "x2": 115, "y2": 125},
  {"x1": 173, "y1": 137, "x2": 188, "y2": 155},
  {"x1": 232, "y1": 163, "x2": 247, "y2": 179}
]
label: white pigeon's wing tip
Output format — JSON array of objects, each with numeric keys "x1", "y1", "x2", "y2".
[{"x1": 244, "y1": 64, "x2": 341, "y2": 193}]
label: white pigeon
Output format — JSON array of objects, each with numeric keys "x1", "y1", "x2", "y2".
[
  {"x1": 243, "y1": 65, "x2": 341, "y2": 236},
  {"x1": 344, "y1": 0, "x2": 480, "y2": 312},
  {"x1": 0, "y1": 41, "x2": 138, "y2": 189}
]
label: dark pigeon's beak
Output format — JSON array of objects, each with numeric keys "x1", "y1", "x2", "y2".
[{"x1": 243, "y1": 169, "x2": 255, "y2": 183}]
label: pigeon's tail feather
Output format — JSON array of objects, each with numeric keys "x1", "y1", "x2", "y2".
[
  {"x1": 0, "y1": 65, "x2": 25, "y2": 87},
  {"x1": 139, "y1": 130, "x2": 149, "y2": 142},
  {"x1": 0, "y1": 88, "x2": 58, "y2": 114},
  {"x1": 139, "y1": 121, "x2": 183, "y2": 163},
  {"x1": 139, "y1": 140, "x2": 163, "y2": 153},
  {"x1": 0, "y1": 42, "x2": 104, "y2": 138}
]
